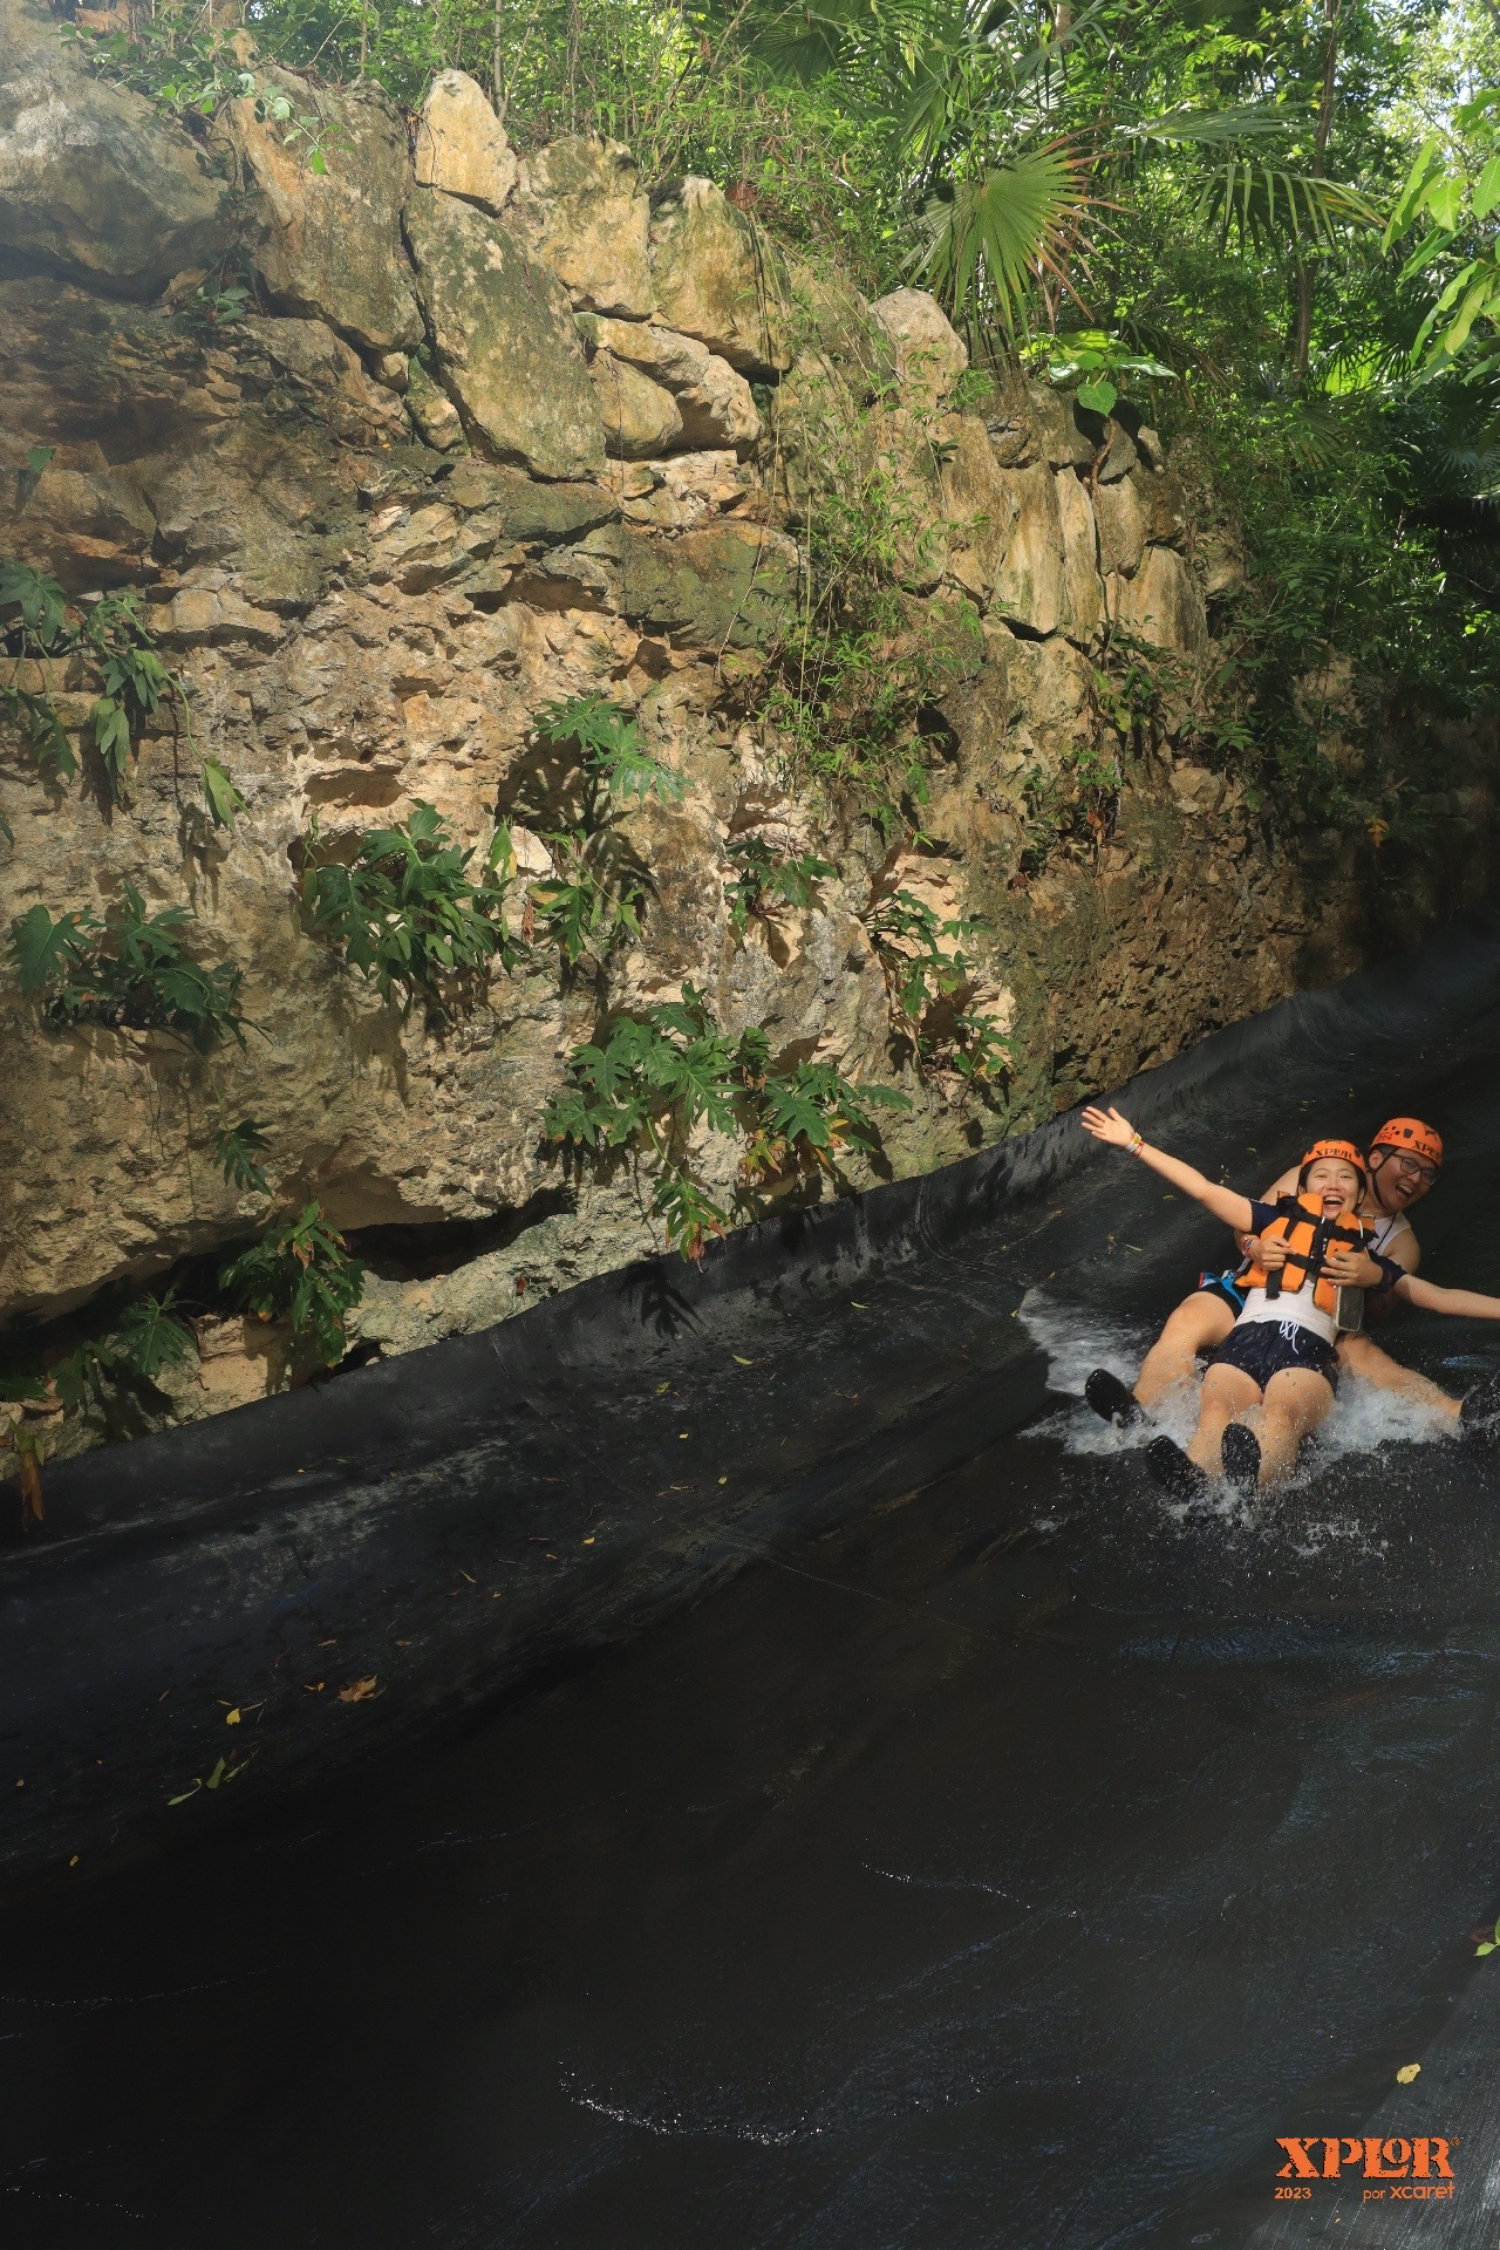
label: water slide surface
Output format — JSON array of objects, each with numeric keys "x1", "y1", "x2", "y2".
[{"x1": 7, "y1": 917, "x2": 1500, "y2": 2247}]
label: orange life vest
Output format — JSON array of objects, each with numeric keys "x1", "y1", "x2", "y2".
[{"x1": 1242, "y1": 1193, "x2": 1373, "y2": 1319}]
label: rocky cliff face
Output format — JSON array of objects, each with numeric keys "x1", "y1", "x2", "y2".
[{"x1": 2, "y1": 0, "x2": 1497, "y2": 1447}]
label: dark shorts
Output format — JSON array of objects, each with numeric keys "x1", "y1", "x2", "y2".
[{"x1": 1208, "y1": 1320, "x2": 1339, "y2": 1395}]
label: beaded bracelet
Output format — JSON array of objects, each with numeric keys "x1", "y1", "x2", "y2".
[{"x1": 1127, "y1": 1131, "x2": 1145, "y2": 1156}]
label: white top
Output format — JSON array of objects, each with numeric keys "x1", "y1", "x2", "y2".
[{"x1": 1236, "y1": 1286, "x2": 1339, "y2": 1345}]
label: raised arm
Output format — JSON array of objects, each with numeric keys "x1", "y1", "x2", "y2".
[
  {"x1": 1081, "y1": 1106, "x2": 1255, "y2": 1234},
  {"x1": 1395, "y1": 1274, "x2": 1500, "y2": 1320}
]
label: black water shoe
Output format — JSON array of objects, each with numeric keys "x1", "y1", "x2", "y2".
[
  {"x1": 1460, "y1": 1370, "x2": 1500, "y2": 1441},
  {"x1": 1221, "y1": 1422, "x2": 1262, "y2": 1494},
  {"x1": 1085, "y1": 1368, "x2": 1143, "y2": 1428},
  {"x1": 1145, "y1": 1435, "x2": 1208, "y2": 1499}
]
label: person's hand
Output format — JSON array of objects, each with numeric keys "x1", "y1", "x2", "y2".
[
  {"x1": 1081, "y1": 1104, "x2": 1138, "y2": 1150},
  {"x1": 1252, "y1": 1234, "x2": 1288, "y2": 1271},
  {"x1": 1325, "y1": 1242, "x2": 1383, "y2": 1288}
]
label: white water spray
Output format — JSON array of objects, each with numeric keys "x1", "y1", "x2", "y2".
[{"x1": 1016, "y1": 1288, "x2": 1457, "y2": 1549}]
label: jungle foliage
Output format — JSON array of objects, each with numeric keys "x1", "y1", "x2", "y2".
[
  {"x1": 516, "y1": 694, "x2": 685, "y2": 973},
  {"x1": 301, "y1": 799, "x2": 523, "y2": 1014},
  {"x1": 218, "y1": 1203, "x2": 367, "y2": 1364},
  {"x1": 158, "y1": 0, "x2": 1499, "y2": 828},
  {"x1": 543, "y1": 983, "x2": 910, "y2": 1257},
  {"x1": 9, "y1": 885, "x2": 247, "y2": 1052}
]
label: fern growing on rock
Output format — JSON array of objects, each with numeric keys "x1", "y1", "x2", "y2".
[
  {"x1": 9, "y1": 885, "x2": 246, "y2": 1052},
  {"x1": 219, "y1": 1203, "x2": 365, "y2": 1365},
  {"x1": 301, "y1": 799, "x2": 522, "y2": 1015},
  {"x1": 519, "y1": 695, "x2": 685, "y2": 973},
  {"x1": 543, "y1": 983, "x2": 908, "y2": 1258}
]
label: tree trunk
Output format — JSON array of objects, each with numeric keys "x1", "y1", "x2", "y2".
[{"x1": 1291, "y1": 0, "x2": 1342, "y2": 388}]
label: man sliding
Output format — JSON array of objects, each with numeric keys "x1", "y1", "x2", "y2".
[
  {"x1": 1082, "y1": 1116, "x2": 1496, "y2": 1440},
  {"x1": 1079, "y1": 1107, "x2": 1500, "y2": 1493}
]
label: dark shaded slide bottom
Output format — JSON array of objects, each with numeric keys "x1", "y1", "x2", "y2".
[{"x1": 9, "y1": 917, "x2": 1500, "y2": 2248}]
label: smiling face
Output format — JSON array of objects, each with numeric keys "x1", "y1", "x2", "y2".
[
  {"x1": 1368, "y1": 1144, "x2": 1440, "y2": 1215},
  {"x1": 1304, "y1": 1156, "x2": 1365, "y2": 1217}
]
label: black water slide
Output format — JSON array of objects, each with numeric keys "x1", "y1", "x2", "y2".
[{"x1": 7, "y1": 917, "x2": 1500, "y2": 2247}]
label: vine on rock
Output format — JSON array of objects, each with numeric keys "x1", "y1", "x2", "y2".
[
  {"x1": 9, "y1": 885, "x2": 246, "y2": 1053},
  {"x1": 517, "y1": 695, "x2": 685, "y2": 974},
  {"x1": 543, "y1": 982, "x2": 909, "y2": 1259},
  {"x1": 0, "y1": 557, "x2": 241, "y2": 830},
  {"x1": 301, "y1": 799, "x2": 522, "y2": 1016}
]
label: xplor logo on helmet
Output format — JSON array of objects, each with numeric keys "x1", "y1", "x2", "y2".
[{"x1": 1273, "y1": 2134, "x2": 1457, "y2": 2204}]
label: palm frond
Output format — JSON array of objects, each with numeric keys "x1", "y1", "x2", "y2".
[
  {"x1": 1201, "y1": 163, "x2": 1379, "y2": 251},
  {"x1": 1126, "y1": 102, "x2": 1298, "y2": 146},
  {"x1": 913, "y1": 139, "x2": 1094, "y2": 339},
  {"x1": 739, "y1": 0, "x2": 875, "y2": 85}
]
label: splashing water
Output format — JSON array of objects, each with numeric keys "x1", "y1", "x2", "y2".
[{"x1": 1017, "y1": 1285, "x2": 1455, "y2": 1521}]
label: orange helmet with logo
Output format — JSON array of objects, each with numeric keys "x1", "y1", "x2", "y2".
[
  {"x1": 1371, "y1": 1117, "x2": 1444, "y2": 1169},
  {"x1": 1298, "y1": 1137, "x2": 1369, "y2": 1192}
]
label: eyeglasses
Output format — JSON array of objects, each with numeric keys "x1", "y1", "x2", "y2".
[{"x1": 1383, "y1": 1151, "x2": 1439, "y2": 1186}]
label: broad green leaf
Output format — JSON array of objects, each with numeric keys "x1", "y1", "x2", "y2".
[
  {"x1": 214, "y1": 1118, "x2": 272, "y2": 1195},
  {"x1": 1384, "y1": 139, "x2": 1445, "y2": 247},
  {"x1": 1077, "y1": 376, "x2": 1118, "y2": 415},
  {"x1": 112, "y1": 1292, "x2": 195, "y2": 1382},
  {"x1": 202, "y1": 757, "x2": 246, "y2": 830},
  {"x1": 1427, "y1": 176, "x2": 1465, "y2": 234},
  {"x1": 915, "y1": 139, "x2": 1091, "y2": 339},
  {"x1": 0, "y1": 559, "x2": 67, "y2": 643},
  {"x1": 9, "y1": 904, "x2": 87, "y2": 997}
]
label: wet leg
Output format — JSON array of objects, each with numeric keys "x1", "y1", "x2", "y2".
[
  {"x1": 1336, "y1": 1330, "x2": 1460, "y2": 1423},
  {"x1": 1232, "y1": 1367, "x2": 1335, "y2": 1485},
  {"x1": 1136, "y1": 1294, "x2": 1237, "y2": 1415},
  {"x1": 1186, "y1": 1362, "x2": 1259, "y2": 1473}
]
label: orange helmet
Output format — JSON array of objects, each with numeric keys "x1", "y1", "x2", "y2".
[
  {"x1": 1371, "y1": 1117, "x2": 1443, "y2": 1169},
  {"x1": 1299, "y1": 1137, "x2": 1369, "y2": 1192}
]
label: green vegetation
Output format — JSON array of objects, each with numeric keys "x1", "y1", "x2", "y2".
[
  {"x1": 543, "y1": 984, "x2": 909, "y2": 1256},
  {"x1": 49, "y1": 1293, "x2": 198, "y2": 1412},
  {"x1": 11, "y1": 0, "x2": 1500, "y2": 1421},
  {"x1": 865, "y1": 889, "x2": 1010, "y2": 1082},
  {"x1": 122, "y1": 0, "x2": 1491, "y2": 844},
  {"x1": 518, "y1": 695, "x2": 685, "y2": 972},
  {"x1": 9, "y1": 885, "x2": 246, "y2": 1052},
  {"x1": 214, "y1": 1118, "x2": 273, "y2": 1196},
  {"x1": 0, "y1": 559, "x2": 250, "y2": 837},
  {"x1": 302, "y1": 799, "x2": 522, "y2": 1014},
  {"x1": 1, "y1": 1290, "x2": 197, "y2": 1509},
  {"x1": 62, "y1": 16, "x2": 341, "y2": 170},
  {"x1": 219, "y1": 1202, "x2": 366, "y2": 1364},
  {"x1": 54, "y1": 0, "x2": 1500, "y2": 855},
  {"x1": 201, "y1": 757, "x2": 247, "y2": 831},
  {"x1": 766, "y1": 326, "x2": 984, "y2": 838},
  {"x1": 724, "y1": 836, "x2": 836, "y2": 935},
  {"x1": 1384, "y1": 89, "x2": 1500, "y2": 380},
  {"x1": 0, "y1": 560, "x2": 191, "y2": 803},
  {"x1": 1042, "y1": 332, "x2": 1177, "y2": 422}
]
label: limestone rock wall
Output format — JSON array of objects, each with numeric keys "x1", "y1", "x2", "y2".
[{"x1": 2, "y1": 1, "x2": 1497, "y2": 1442}]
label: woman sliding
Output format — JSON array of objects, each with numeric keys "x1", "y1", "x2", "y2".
[{"x1": 1080, "y1": 1105, "x2": 1500, "y2": 1494}]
